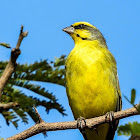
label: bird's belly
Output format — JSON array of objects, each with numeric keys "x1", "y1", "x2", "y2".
[{"x1": 66, "y1": 57, "x2": 117, "y2": 119}]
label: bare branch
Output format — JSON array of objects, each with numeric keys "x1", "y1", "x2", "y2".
[
  {"x1": 0, "y1": 26, "x2": 28, "y2": 98},
  {"x1": 16, "y1": 25, "x2": 28, "y2": 49},
  {"x1": 0, "y1": 102, "x2": 19, "y2": 112},
  {"x1": 7, "y1": 105, "x2": 139, "y2": 140}
]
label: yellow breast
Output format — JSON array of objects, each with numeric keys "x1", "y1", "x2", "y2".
[{"x1": 65, "y1": 40, "x2": 118, "y2": 119}]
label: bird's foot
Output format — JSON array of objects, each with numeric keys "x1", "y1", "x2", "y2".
[
  {"x1": 105, "y1": 111, "x2": 114, "y2": 128},
  {"x1": 77, "y1": 117, "x2": 88, "y2": 140},
  {"x1": 77, "y1": 116, "x2": 86, "y2": 130}
]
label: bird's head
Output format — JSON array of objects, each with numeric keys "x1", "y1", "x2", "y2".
[{"x1": 63, "y1": 21, "x2": 106, "y2": 45}]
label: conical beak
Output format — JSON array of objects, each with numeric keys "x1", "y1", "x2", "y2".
[{"x1": 62, "y1": 26, "x2": 74, "y2": 34}]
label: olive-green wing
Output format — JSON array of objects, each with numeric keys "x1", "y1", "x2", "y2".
[{"x1": 106, "y1": 74, "x2": 122, "y2": 140}]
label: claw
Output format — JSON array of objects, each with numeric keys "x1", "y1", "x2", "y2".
[
  {"x1": 77, "y1": 116, "x2": 86, "y2": 130},
  {"x1": 105, "y1": 111, "x2": 114, "y2": 128},
  {"x1": 77, "y1": 117, "x2": 88, "y2": 140}
]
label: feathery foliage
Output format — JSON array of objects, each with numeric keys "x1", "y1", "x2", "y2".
[
  {"x1": 118, "y1": 122, "x2": 140, "y2": 136},
  {"x1": 117, "y1": 89, "x2": 140, "y2": 139},
  {"x1": 0, "y1": 55, "x2": 66, "y2": 128}
]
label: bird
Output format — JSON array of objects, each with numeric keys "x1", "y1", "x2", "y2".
[{"x1": 62, "y1": 21, "x2": 122, "y2": 140}]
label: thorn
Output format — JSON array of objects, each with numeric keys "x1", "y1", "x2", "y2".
[
  {"x1": 33, "y1": 106, "x2": 43, "y2": 123},
  {"x1": 43, "y1": 131, "x2": 48, "y2": 138},
  {"x1": 33, "y1": 106, "x2": 48, "y2": 137}
]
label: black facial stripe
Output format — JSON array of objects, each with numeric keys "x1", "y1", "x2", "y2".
[
  {"x1": 74, "y1": 24, "x2": 93, "y2": 30},
  {"x1": 73, "y1": 24, "x2": 106, "y2": 44},
  {"x1": 76, "y1": 33, "x2": 87, "y2": 40},
  {"x1": 74, "y1": 24, "x2": 85, "y2": 29},
  {"x1": 81, "y1": 37, "x2": 87, "y2": 40},
  {"x1": 76, "y1": 34, "x2": 80, "y2": 37}
]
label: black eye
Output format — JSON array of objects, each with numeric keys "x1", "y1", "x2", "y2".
[
  {"x1": 80, "y1": 24, "x2": 83, "y2": 28},
  {"x1": 76, "y1": 34, "x2": 80, "y2": 37}
]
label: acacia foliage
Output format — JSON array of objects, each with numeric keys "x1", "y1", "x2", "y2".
[
  {"x1": 118, "y1": 89, "x2": 140, "y2": 139},
  {"x1": 0, "y1": 55, "x2": 66, "y2": 128}
]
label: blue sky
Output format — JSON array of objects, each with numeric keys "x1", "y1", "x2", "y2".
[{"x1": 0, "y1": 0, "x2": 140, "y2": 140}]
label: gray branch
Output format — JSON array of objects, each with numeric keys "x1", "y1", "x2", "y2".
[
  {"x1": 7, "y1": 105, "x2": 139, "y2": 140},
  {"x1": 0, "y1": 102, "x2": 19, "y2": 112},
  {"x1": 0, "y1": 26, "x2": 28, "y2": 98}
]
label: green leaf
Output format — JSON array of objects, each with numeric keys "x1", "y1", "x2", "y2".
[
  {"x1": 11, "y1": 80, "x2": 57, "y2": 101},
  {"x1": 1, "y1": 111, "x2": 19, "y2": 128},
  {"x1": 118, "y1": 122, "x2": 140, "y2": 136},
  {"x1": 124, "y1": 88, "x2": 136, "y2": 107},
  {"x1": 13, "y1": 108, "x2": 28, "y2": 124},
  {"x1": 131, "y1": 89, "x2": 136, "y2": 104},
  {"x1": 12, "y1": 57, "x2": 65, "y2": 86},
  {"x1": 54, "y1": 55, "x2": 66, "y2": 67},
  {"x1": 0, "y1": 42, "x2": 11, "y2": 48},
  {"x1": 34, "y1": 99, "x2": 67, "y2": 116}
]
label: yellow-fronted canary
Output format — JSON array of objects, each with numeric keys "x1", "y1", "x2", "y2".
[{"x1": 63, "y1": 22, "x2": 122, "y2": 140}]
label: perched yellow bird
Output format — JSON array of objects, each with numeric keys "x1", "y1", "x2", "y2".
[{"x1": 63, "y1": 22, "x2": 122, "y2": 140}]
